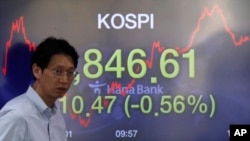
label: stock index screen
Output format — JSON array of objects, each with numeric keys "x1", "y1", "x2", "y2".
[{"x1": 0, "y1": 0, "x2": 250, "y2": 141}]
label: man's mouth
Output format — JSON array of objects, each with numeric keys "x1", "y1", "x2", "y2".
[{"x1": 57, "y1": 87, "x2": 67, "y2": 93}]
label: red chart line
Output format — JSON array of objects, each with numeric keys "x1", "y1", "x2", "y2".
[
  {"x1": 2, "y1": 4, "x2": 250, "y2": 128},
  {"x1": 109, "y1": 3, "x2": 250, "y2": 98},
  {"x1": 2, "y1": 16, "x2": 36, "y2": 76},
  {"x1": 175, "y1": 4, "x2": 250, "y2": 54}
]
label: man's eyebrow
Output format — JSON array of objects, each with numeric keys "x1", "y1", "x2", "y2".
[{"x1": 52, "y1": 64, "x2": 74, "y2": 69}]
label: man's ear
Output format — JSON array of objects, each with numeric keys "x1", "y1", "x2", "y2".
[{"x1": 32, "y1": 63, "x2": 42, "y2": 79}]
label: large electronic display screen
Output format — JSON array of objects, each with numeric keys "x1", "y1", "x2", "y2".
[{"x1": 1, "y1": 0, "x2": 250, "y2": 140}]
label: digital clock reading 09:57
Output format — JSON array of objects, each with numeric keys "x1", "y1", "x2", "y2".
[{"x1": 115, "y1": 130, "x2": 138, "y2": 138}]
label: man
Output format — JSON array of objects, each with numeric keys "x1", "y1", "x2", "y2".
[{"x1": 0, "y1": 37, "x2": 79, "y2": 141}]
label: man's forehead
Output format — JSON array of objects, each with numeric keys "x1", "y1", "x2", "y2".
[{"x1": 48, "y1": 54, "x2": 74, "y2": 68}]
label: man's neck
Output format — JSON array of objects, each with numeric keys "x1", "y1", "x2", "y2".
[{"x1": 32, "y1": 82, "x2": 56, "y2": 108}]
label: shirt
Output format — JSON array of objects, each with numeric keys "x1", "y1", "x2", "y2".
[{"x1": 0, "y1": 86, "x2": 67, "y2": 141}]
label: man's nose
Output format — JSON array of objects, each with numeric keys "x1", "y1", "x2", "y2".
[{"x1": 59, "y1": 74, "x2": 69, "y2": 82}]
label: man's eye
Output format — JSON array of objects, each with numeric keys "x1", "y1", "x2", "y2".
[
  {"x1": 67, "y1": 71, "x2": 74, "y2": 76},
  {"x1": 55, "y1": 70, "x2": 63, "y2": 74}
]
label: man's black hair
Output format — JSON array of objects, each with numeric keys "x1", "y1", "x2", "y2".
[{"x1": 31, "y1": 36, "x2": 79, "y2": 71}]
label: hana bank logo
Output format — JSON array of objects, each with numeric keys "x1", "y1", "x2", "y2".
[
  {"x1": 88, "y1": 81, "x2": 106, "y2": 95},
  {"x1": 88, "y1": 80, "x2": 164, "y2": 95}
]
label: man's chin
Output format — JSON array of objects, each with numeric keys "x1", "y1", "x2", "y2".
[{"x1": 56, "y1": 92, "x2": 67, "y2": 99}]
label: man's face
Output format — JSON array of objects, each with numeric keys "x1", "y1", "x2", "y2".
[{"x1": 35, "y1": 54, "x2": 75, "y2": 101}]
